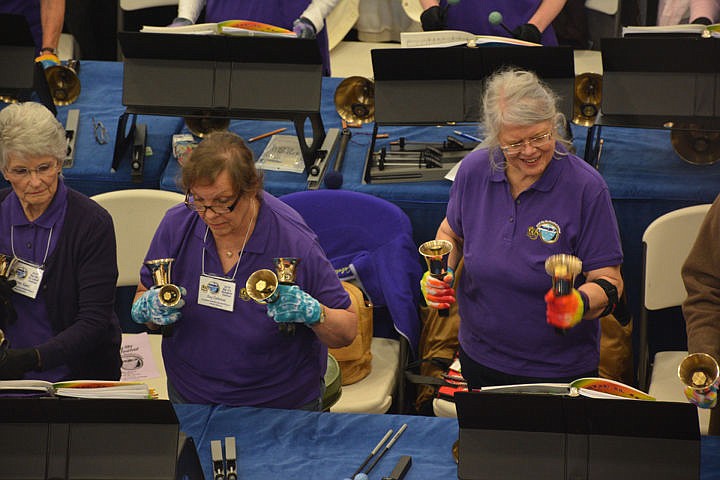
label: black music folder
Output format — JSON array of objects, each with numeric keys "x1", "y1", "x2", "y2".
[
  {"x1": 0, "y1": 397, "x2": 203, "y2": 480},
  {"x1": 455, "y1": 391, "x2": 700, "y2": 480}
]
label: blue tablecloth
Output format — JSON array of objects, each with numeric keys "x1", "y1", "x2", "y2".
[{"x1": 173, "y1": 403, "x2": 720, "y2": 480}]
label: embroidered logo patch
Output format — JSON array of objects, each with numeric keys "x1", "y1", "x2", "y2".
[{"x1": 527, "y1": 220, "x2": 561, "y2": 244}]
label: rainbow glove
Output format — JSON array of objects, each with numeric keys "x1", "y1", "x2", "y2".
[
  {"x1": 683, "y1": 381, "x2": 719, "y2": 409},
  {"x1": 545, "y1": 289, "x2": 584, "y2": 329},
  {"x1": 292, "y1": 17, "x2": 317, "y2": 39},
  {"x1": 35, "y1": 52, "x2": 60, "y2": 69},
  {"x1": 131, "y1": 287, "x2": 186, "y2": 326},
  {"x1": 266, "y1": 284, "x2": 322, "y2": 326},
  {"x1": 421, "y1": 267, "x2": 455, "y2": 309}
]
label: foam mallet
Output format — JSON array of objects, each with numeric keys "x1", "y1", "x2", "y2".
[
  {"x1": 344, "y1": 428, "x2": 393, "y2": 480},
  {"x1": 488, "y1": 11, "x2": 514, "y2": 36}
]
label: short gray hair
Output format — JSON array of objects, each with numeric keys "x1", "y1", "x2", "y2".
[
  {"x1": 0, "y1": 102, "x2": 67, "y2": 170},
  {"x1": 481, "y1": 68, "x2": 569, "y2": 163}
]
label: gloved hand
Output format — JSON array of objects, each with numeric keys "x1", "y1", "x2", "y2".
[
  {"x1": 512, "y1": 23, "x2": 542, "y2": 44},
  {"x1": 692, "y1": 16, "x2": 713, "y2": 25},
  {"x1": 0, "y1": 348, "x2": 39, "y2": 380},
  {"x1": 0, "y1": 277, "x2": 17, "y2": 325},
  {"x1": 35, "y1": 52, "x2": 60, "y2": 69},
  {"x1": 131, "y1": 287, "x2": 186, "y2": 326},
  {"x1": 545, "y1": 289, "x2": 584, "y2": 329},
  {"x1": 266, "y1": 284, "x2": 322, "y2": 326},
  {"x1": 168, "y1": 17, "x2": 194, "y2": 27},
  {"x1": 421, "y1": 267, "x2": 455, "y2": 309},
  {"x1": 293, "y1": 17, "x2": 317, "y2": 39},
  {"x1": 420, "y1": 5, "x2": 448, "y2": 31}
]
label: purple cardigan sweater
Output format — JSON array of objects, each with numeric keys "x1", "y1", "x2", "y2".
[{"x1": 0, "y1": 188, "x2": 122, "y2": 380}]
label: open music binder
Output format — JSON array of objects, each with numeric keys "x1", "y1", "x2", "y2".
[
  {"x1": 0, "y1": 398, "x2": 203, "y2": 479},
  {"x1": 455, "y1": 391, "x2": 700, "y2": 480},
  {"x1": 116, "y1": 31, "x2": 326, "y2": 178}
]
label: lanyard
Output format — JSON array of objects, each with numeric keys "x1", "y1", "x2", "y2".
[
  {"x1": 200, "y1": 198, "x2": 256, "y2": 281},
  {"x1": 10, "y1": 224, "x2": 53, "y2": 267}
]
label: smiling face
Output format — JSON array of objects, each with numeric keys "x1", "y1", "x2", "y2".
[
  {"x1": 2, "y1": 153, "x2": 61, "y2": 221},
  {"x1": 499, "y1": 121, "x2": 555, "y2": 186}
]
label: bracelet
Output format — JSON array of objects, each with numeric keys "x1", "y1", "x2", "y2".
[
  {"x1": 39, "y1": 47, "x2": 57, "y2": 55},
  {"x1": 592, "y1": 278, "x2": 618, "y2": 317}
]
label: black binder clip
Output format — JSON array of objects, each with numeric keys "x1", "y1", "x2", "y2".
[
  {"x1": 210, "y1": 437, "x2": 238, "y2": 480},
  {"x1": 210, "y1": 439, "x2": 225, "y2": 480}
]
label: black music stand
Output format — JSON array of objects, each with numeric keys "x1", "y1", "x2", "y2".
[
  {"x1": 586, "y1": 37, "x2": 720, "y2": 165},
  {"x1": 0, "y1": 14, "x2": 56, "y2": 116},
  {"x1": 455, "y1": 391, "x2": 700, "y2": 480},
  {"x1": 365, "y1": 46, "x2": 575, "y2": 183},
  {"x1": 0, "y1": 397, "x2": 203, "y2": 480},
  {"x1": 115, "y1": 31, "x2": 325, "y2": 180}
]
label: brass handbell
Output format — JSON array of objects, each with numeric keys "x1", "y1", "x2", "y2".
[
  {"x1": 0, "y1": 254, "x2": 16, "y2": 279},
  {"x1": 334, "y1": 76, "x2": 375, "y2": 126},
  {"x1": 572, "y1": 73, "x2": 602, "y2": 127},
  {"x1": 670, "y1": 123, "x2": 720, "y2": 166},
  {"x1": 545, "y1": 254, "x2": 583, "y2": 297},
  {"x1": 242, "y1": 257, "x2": 300, "y2": 335},
  {"x1": 184, "y1": 117, "x2": 230, "y2": 138},
  {"x1": 678, "y1": 352, "x2": 720, "y2": 409},
  {"x1": 419, "y1": 240, "x2": 453, "y2": 317},
  {"x1": 145, "y1": 258, "x2": 183, "y2": 307},
  {"x1": 45, "y1": 59, "x2": 81, "y2": 106}
]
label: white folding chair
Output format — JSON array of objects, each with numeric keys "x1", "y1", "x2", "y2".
[
  {"x1": 91, "y1": 188, "x2": 185, "y2": 289},
  {"x1": 92, "y1": 189, "x2": 184, "y2": 400},
  {"x1": 640, "y1": 204, "x2": 712, "y2": 433}
]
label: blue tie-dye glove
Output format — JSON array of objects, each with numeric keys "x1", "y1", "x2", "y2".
[
  {"x1": 266, "y1": 284, "x2": 322, "y2": 326},
  {"x1": 131, "y1": 287, "x2": 186, "y2": 326}
]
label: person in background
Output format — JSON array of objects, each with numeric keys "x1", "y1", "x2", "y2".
[
  {"x1": 421, "y1": 68, "x2": 624, "y2": 389},
  {"x1": 657, "y1": 0, "x2": 720, "y2": 26},
  {"x1": 169, "y1": 0, "x2": 339, "y2": 75},
  {"x1": 0, "y1": 102, "x2": 121, "y2": 381},
  {"x1": 0, "y1": 0, "x2": 66, "y2": 62},
  {"x1": 131, "y1": 131, "x2": 356, "y2": 409},
  {"x1": 418, "y1": 0, "x2": 567, "y2": 45},
  {"x1": 681, "y1": 193, "x2": 720, "y2": 435}
]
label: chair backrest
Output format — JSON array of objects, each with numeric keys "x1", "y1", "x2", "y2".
[
  {"x1": 91, "y1": 189, "x2": 185, "y2": 287},
  {"x1": 280, "y1": 190, "x2": 423, "y2": 358},
  {"x1": 642, "y1": 204, "x2": 712, "y2": 311}
]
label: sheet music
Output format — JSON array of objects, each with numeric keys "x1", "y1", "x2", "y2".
[{"x1": 120, "y1": 332, "x2": 161, "y2": 381}]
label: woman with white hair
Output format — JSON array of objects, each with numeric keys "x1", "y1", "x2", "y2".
[
  {"x1": 421, "y1": 68, "x2": 624, "y2": 388},
  {"x1": 0, "y1": 102, "x2": 121, "y2": 381}
]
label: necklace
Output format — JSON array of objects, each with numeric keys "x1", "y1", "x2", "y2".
[{"x1": 220, "y1": 199, "x2": 255, "y2": 259}]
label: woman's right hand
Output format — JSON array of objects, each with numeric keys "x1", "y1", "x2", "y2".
[
  {"x1": 420, "y1": 268, "x2": 455, "y2": 309},
  {"x1": 131, "y1": 287, "x2": 186, "y2": 326}
]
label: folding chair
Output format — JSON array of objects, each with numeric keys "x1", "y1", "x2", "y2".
[
  {"x1": 281, "y1": 190, "x2": 423, "y2": 414},
  {"x1": 639, "y1": 203, "x2": 712, "y2": 433},
  {"x1": 91, "y1": 189, "x2": 185, "y2": 401}
]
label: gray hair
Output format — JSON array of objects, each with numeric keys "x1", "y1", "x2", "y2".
[
  {"x1": 480, "y1": 68, "x2": 570, "y2": 166},
  {"x1": 0, "y1": 102, "x2": 67, "y2": 170}
]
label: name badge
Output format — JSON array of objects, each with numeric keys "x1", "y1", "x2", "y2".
[
  {"x1": 197, "y1": 274, "x2": 236, "y2": 312},
  {"x1": 10, "y1": 258, "x2": 44, "y2": 299}
]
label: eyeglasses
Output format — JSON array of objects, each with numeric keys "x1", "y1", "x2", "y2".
[
  {"x1": 184, "y1": 192, "x2": 240, "y2": 215},
  {"x1": 92, "y1": 117, "x2": 107, "y2": 145},
  {"x1": 5, "y1": 162, "x2": 59, "y2": 179},
  {"x1": 500, "y1": 131, "x2": 554, "y2": 156}
]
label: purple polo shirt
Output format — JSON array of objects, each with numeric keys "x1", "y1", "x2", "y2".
[
  {"x1": 141, "y1": 191, "x2": 350, "y2": 408},
  {"x1": 440, "y1": 0, "x2": 559, "y2": 46},
  {"x1": 447, "y1": 147, "x2": 623, "y2": 378},
  {"x1": 0, "y1": 180, "x2": 69, "y2": 381},
  {"x1": 204, "y1": 0, "x2": 331, "y2": 75},
  {"x1": 0, "y1": 1, "x2": 42, "y2": 49}
]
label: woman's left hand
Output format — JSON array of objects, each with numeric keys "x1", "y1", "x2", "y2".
[
  {"x1": 266, "y1": 284, "x2": 322, "y2": 326},
  {"x1": 544, "y1": 288, "x2": 584, "y2": 329}
]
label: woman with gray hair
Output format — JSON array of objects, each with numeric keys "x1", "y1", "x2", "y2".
[
  {"x1": 420, "y1": 68, "x2": 624, "y2": 388},
  {"x1": 0, "y1": 102, "x2": 121, "y2": 381}
]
